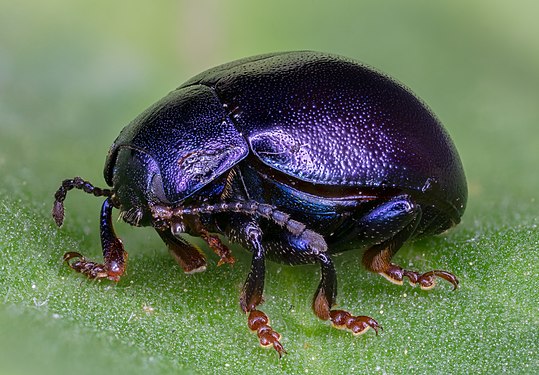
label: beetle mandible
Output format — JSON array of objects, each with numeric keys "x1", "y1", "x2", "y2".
[{"x1": 53, "y1": 51, "x2": 467, "y2": 356}]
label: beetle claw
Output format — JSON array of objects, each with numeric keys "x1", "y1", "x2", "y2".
[
  {"x1": 63, "y1": 251, "x2": 111, "y2": 280},
  {"x1": 414, "y1": 270, "x2": 459, "y2": 290}
]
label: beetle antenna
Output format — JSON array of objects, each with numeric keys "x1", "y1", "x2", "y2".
[
  {"x1": 153, "y1": 201, "x2": 328, "y2": 254},
  {"x1": 52, "y1": 177, "x2": 113, "y2": 227}
]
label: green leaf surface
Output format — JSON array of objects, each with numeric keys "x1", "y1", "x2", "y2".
[{"x1": 1, "y1": 1, "x2": 538, "y2": 374}]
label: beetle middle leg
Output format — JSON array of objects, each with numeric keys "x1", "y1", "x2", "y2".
[
  {"x1": 360, "y1": 196, "x2": 459, "y2": 290},
  {"x1": 239, "y1": 221, "x2": 286, "y2": 357},
  {"x1": 363, "y1": 236, "x2": 459, "y2": 290}
]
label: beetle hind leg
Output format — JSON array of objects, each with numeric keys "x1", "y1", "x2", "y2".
[
  {"x1": 313, "y1": 253, "x2": 381, "y2": 335},
  {"x1": 362, "y1": 220, "x2": 459, "y2": 290}
]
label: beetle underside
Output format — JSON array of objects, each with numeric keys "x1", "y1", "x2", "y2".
[{"x1": 53, "y1": 176, "x2": 458, "y2": 357}]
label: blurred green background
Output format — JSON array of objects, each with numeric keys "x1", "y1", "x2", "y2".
[{"x1": 1, "y1": 1, "x2": 538, "y2": 374}]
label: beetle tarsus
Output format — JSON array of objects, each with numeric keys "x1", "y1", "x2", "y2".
[
  {"x1": 329, "y1": 310, "x2": 381, "y2": 335},
  {"x1": 380, "y1": 264, "x2": 459, "y2": 290},
  {"x1": 63, "y1": 251, "x2": 109, "y2": 280},
  {"x1": 361, "y1": 213, "x2": 459, "y2": 291},
  {"x1": 247, "y1": 309, "x2": 287, "y2": 358},
  {"x1": 63, "y1": 249, "x2": 126, "y2": 282},
  {"x1": 415, "y1": 270, "x2": 459, "y2": 290}
]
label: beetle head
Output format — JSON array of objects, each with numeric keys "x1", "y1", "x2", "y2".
[
  {"x1": 112, "y1": 146, "x2": 169, "y2": 226},
  {"x1": 104, "y1": 85, "x2": 250, "y2": 225}
]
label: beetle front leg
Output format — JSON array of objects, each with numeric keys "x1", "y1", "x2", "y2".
[
  {"x1": 240, "y1": 222, "x2": 286, "y2": 357},
  {"x1": 313, "y1": 253, "x2": 381, "y2": 335},
  {"x1": 156, "y1": 229, "x2": 207, "y2": 274},
  {"x1": 64, "y1": 198, "x2": 127, "y2": 282}
]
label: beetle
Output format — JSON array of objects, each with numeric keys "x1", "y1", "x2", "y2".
[{"x1": 53, "y1": 51, "x2": 467, "y2": 356}]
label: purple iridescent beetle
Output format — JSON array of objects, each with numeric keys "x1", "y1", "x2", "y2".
[{"x1": 53, "y1": 51, "x2": 466, "y2": 356}]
